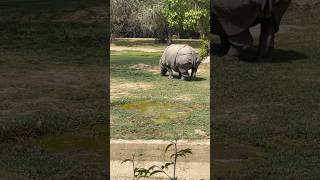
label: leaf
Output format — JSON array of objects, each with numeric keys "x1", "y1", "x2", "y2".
[
  {"x1": 149, "y1": 170, "x2": 163, "y2": 176},
  {"x1": 135, "y1": 168, "x2": 150, "y2": 176},
  {"x1": 170, "y1": 153, "x2": 175, "y2": 160},
  {"x1": 165, "y1": 143, "x2": 174, "y2": 152},
  {"x1": 177, "y1": 148, "x2": 192, "y2": 156},
  {"x1": 121, "y1": 159, "x2": 132, "y2": 164},
  {"x1": 164, "y1": 162, "x2": 174, "y2": 169},
  {"x1": 170, "y1": 148, "x2": 192, "y2": 159},
  {"x1": 148, "y1": 165, "x2": 158, "y2": 171}
]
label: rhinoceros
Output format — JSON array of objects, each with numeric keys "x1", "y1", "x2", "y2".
[
  {"x1": 212, "y1": 0, "x2": 291, "y2": 61},
  {"x1": 160, "y1": 44, "x2": 201, "y2": 80}
]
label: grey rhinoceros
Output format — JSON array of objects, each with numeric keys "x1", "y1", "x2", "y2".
[
  {"x1": 212, "y1": 0, "x2": 291, "y2": 61},
  {"x1": 160, "y1": 44, "x2": 201, "y2": 80}
]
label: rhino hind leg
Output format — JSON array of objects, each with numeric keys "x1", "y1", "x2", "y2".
[
  {"x1": 224, "y1": 29, "x2": 253, "y2": 61},
  {"x1": 220, "y1": 34, "x2": 230, "y2": 55},
  {"x1": 191, "y1": 68, "x2": 197, "y2": 80},
  {"x1": 213, "y1": 18, "x2": 230, "y2": 55},
  {"x1": 255, "y1": 19, "x2": 275, "y2": 62}
]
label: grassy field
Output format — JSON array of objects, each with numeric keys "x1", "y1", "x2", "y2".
[
  {"x1": 0, "y1": 0, "x2": 108, "y2": 179},
  {"x1": 212, "y1": 5, "x2": 320, "y2": 179},
  {"x1": 110, "y1": 39, "x2": 210, "y2": 140}
]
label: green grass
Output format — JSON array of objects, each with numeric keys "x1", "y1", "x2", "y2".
[
  {"x1": 0, "y1": 0, "x2": 108, "y2": 179},
  {"x1": 212, "y1": 5, "x2": 320, "y2": 179},
  {"x1": 110, "y1": 45, "x2": 210, "y2": 140}
]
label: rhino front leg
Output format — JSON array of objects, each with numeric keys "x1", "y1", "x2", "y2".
[
  {"x1": 256, "y1": 20, "x2": 275, "y2": 61},
  {"x1": 178, "y1": 68, "x2": 189, "y2": 81},
  {"x1": 160, "y1": 65, "x2": 167, "y2": 76},
  {"x1": 168, "y1": 68, "x2": 174, "y2": 79}
]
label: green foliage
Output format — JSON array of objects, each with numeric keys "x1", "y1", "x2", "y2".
[
  {"x1": 199, "y1": 35, "x2": 210, "y2": 60},
  {"x1": 162, "y1": 0, "x2": 209, "y2": 34},
  {"x1": 122, "y1": 140, "x2": 192, "y2": 179}
]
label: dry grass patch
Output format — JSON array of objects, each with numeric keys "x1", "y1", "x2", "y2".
[
  {"x1": 53, "y1": 6, "x2": 107, "y2": 23},
  {"x1": 129, "y1": 63, "x2": 159, "y2": 74},
  {"x1": 110, "y1": 81, "x2": 153, "y2": 99},
  {"x1": 110, "y1": 44, "x2": 164, "y2": 53}
]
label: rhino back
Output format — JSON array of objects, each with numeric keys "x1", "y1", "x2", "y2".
[
  {"x1": 213, "y1": 0, "x2": 261, "y2": 36},
  {"x1": 175, "y1": 46, "x2": 197, "y2": 70},
  {"x1": 213, "y1": 0, "x2": 290, "y2": 35},
  {"x1": 162, "y1": 44, "x2": 186, "y2": 67}
]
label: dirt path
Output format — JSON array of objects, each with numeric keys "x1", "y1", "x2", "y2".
[
  {"x1": 110, "y1": 139, "x2": 210, "y2": 179},
  {"x1": 111, "y1": 161, "x2": 210, "y2": 179},
  {"x1": 292, "y1": 0, "x2": 320, "y2": 6}
]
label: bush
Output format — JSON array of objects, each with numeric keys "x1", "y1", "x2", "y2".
[{"x1": 199, "y1": 35, "x2": 210, "y2": 60}]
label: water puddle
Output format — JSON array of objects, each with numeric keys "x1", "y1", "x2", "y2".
[{"x1": 121, "y1": 100, "x2": 192, "y2": 124}]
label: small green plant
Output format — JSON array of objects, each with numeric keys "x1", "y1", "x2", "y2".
[
  {"x1": 121, "y1": 153, "x2": 149, "y2": 179},
  {"x1": 121, "y1": 154, "x2": 137, "y2": 179},
  {"x1": 122, "y1": 140, "x2": 192, "y2": 179}
]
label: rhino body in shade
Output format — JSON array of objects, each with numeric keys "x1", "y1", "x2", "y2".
[
  {"x1": 160, "y1": 44, "x2": 201, "y2": 81},
  {"x1": 212, "y1": 0, "x2": 291, "y2": 61}
]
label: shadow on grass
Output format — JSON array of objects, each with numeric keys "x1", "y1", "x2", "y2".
[
  {"x1": 212, "y1": 43, "x2": 308, "y2": 63},
  {"x1": 211, "y1": 43, "x2": 226, "y2": 57},
  {"x1": 162, "y1": 74, "x2": 206, "y2": 81}
]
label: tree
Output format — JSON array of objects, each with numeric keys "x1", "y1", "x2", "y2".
[
  {"x1": 162, "y1": 0, "x2": 209, "y2": 40},
  {"x1": 111, "y1": 0, "x2": 152, "y2": 38}
]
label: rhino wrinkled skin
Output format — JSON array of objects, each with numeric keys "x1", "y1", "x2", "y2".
[
  {"x1": 160, "y1": 44, "x2": 201, "y2": 81},
  {"x1": 212, "y1": 0, "x2": 291, "y2": 61}
]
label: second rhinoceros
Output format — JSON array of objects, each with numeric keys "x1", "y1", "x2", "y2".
[{"x1": 160, "y1": 44, "x2": 201, "y2": 80}]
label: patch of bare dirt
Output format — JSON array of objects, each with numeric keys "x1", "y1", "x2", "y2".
[
  {"x1": 129, "y1": 63, "x2": 159, "y2": 74},
  {"x1": 292, "y1": 0, "x2": 320, "y2": 6},
  {"x1": 110, "y1": 139, "x2": 209, "y2": 179},
  {"x1": 0, "y1": 169, "x2": 29, "y2": 180},
  {"x1": 172, "y1": 94, "x2": 193, "y2": 102},
  {"x1": 0, "y1": 63, "x2": 106, "y2": 120},
  {"x1": 110, "y1": 82, "x2": 153, "y2": 99},
  {"x1": 110, "y1": 45, "x2": 164, "y2": 52},
  {"x1": 194, "y1": 129, "x2": 208, "y2": 137},
  {"x1": 54, "y1": 6, "x2": 107, "y2": 23},
  {"x1": 216, "y1": 105, "x2": 257, "y2": 124}
]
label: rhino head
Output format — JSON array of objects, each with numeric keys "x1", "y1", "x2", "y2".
[{"x1": 160, "y1": 64, "x2": 167, "y2": 76}]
